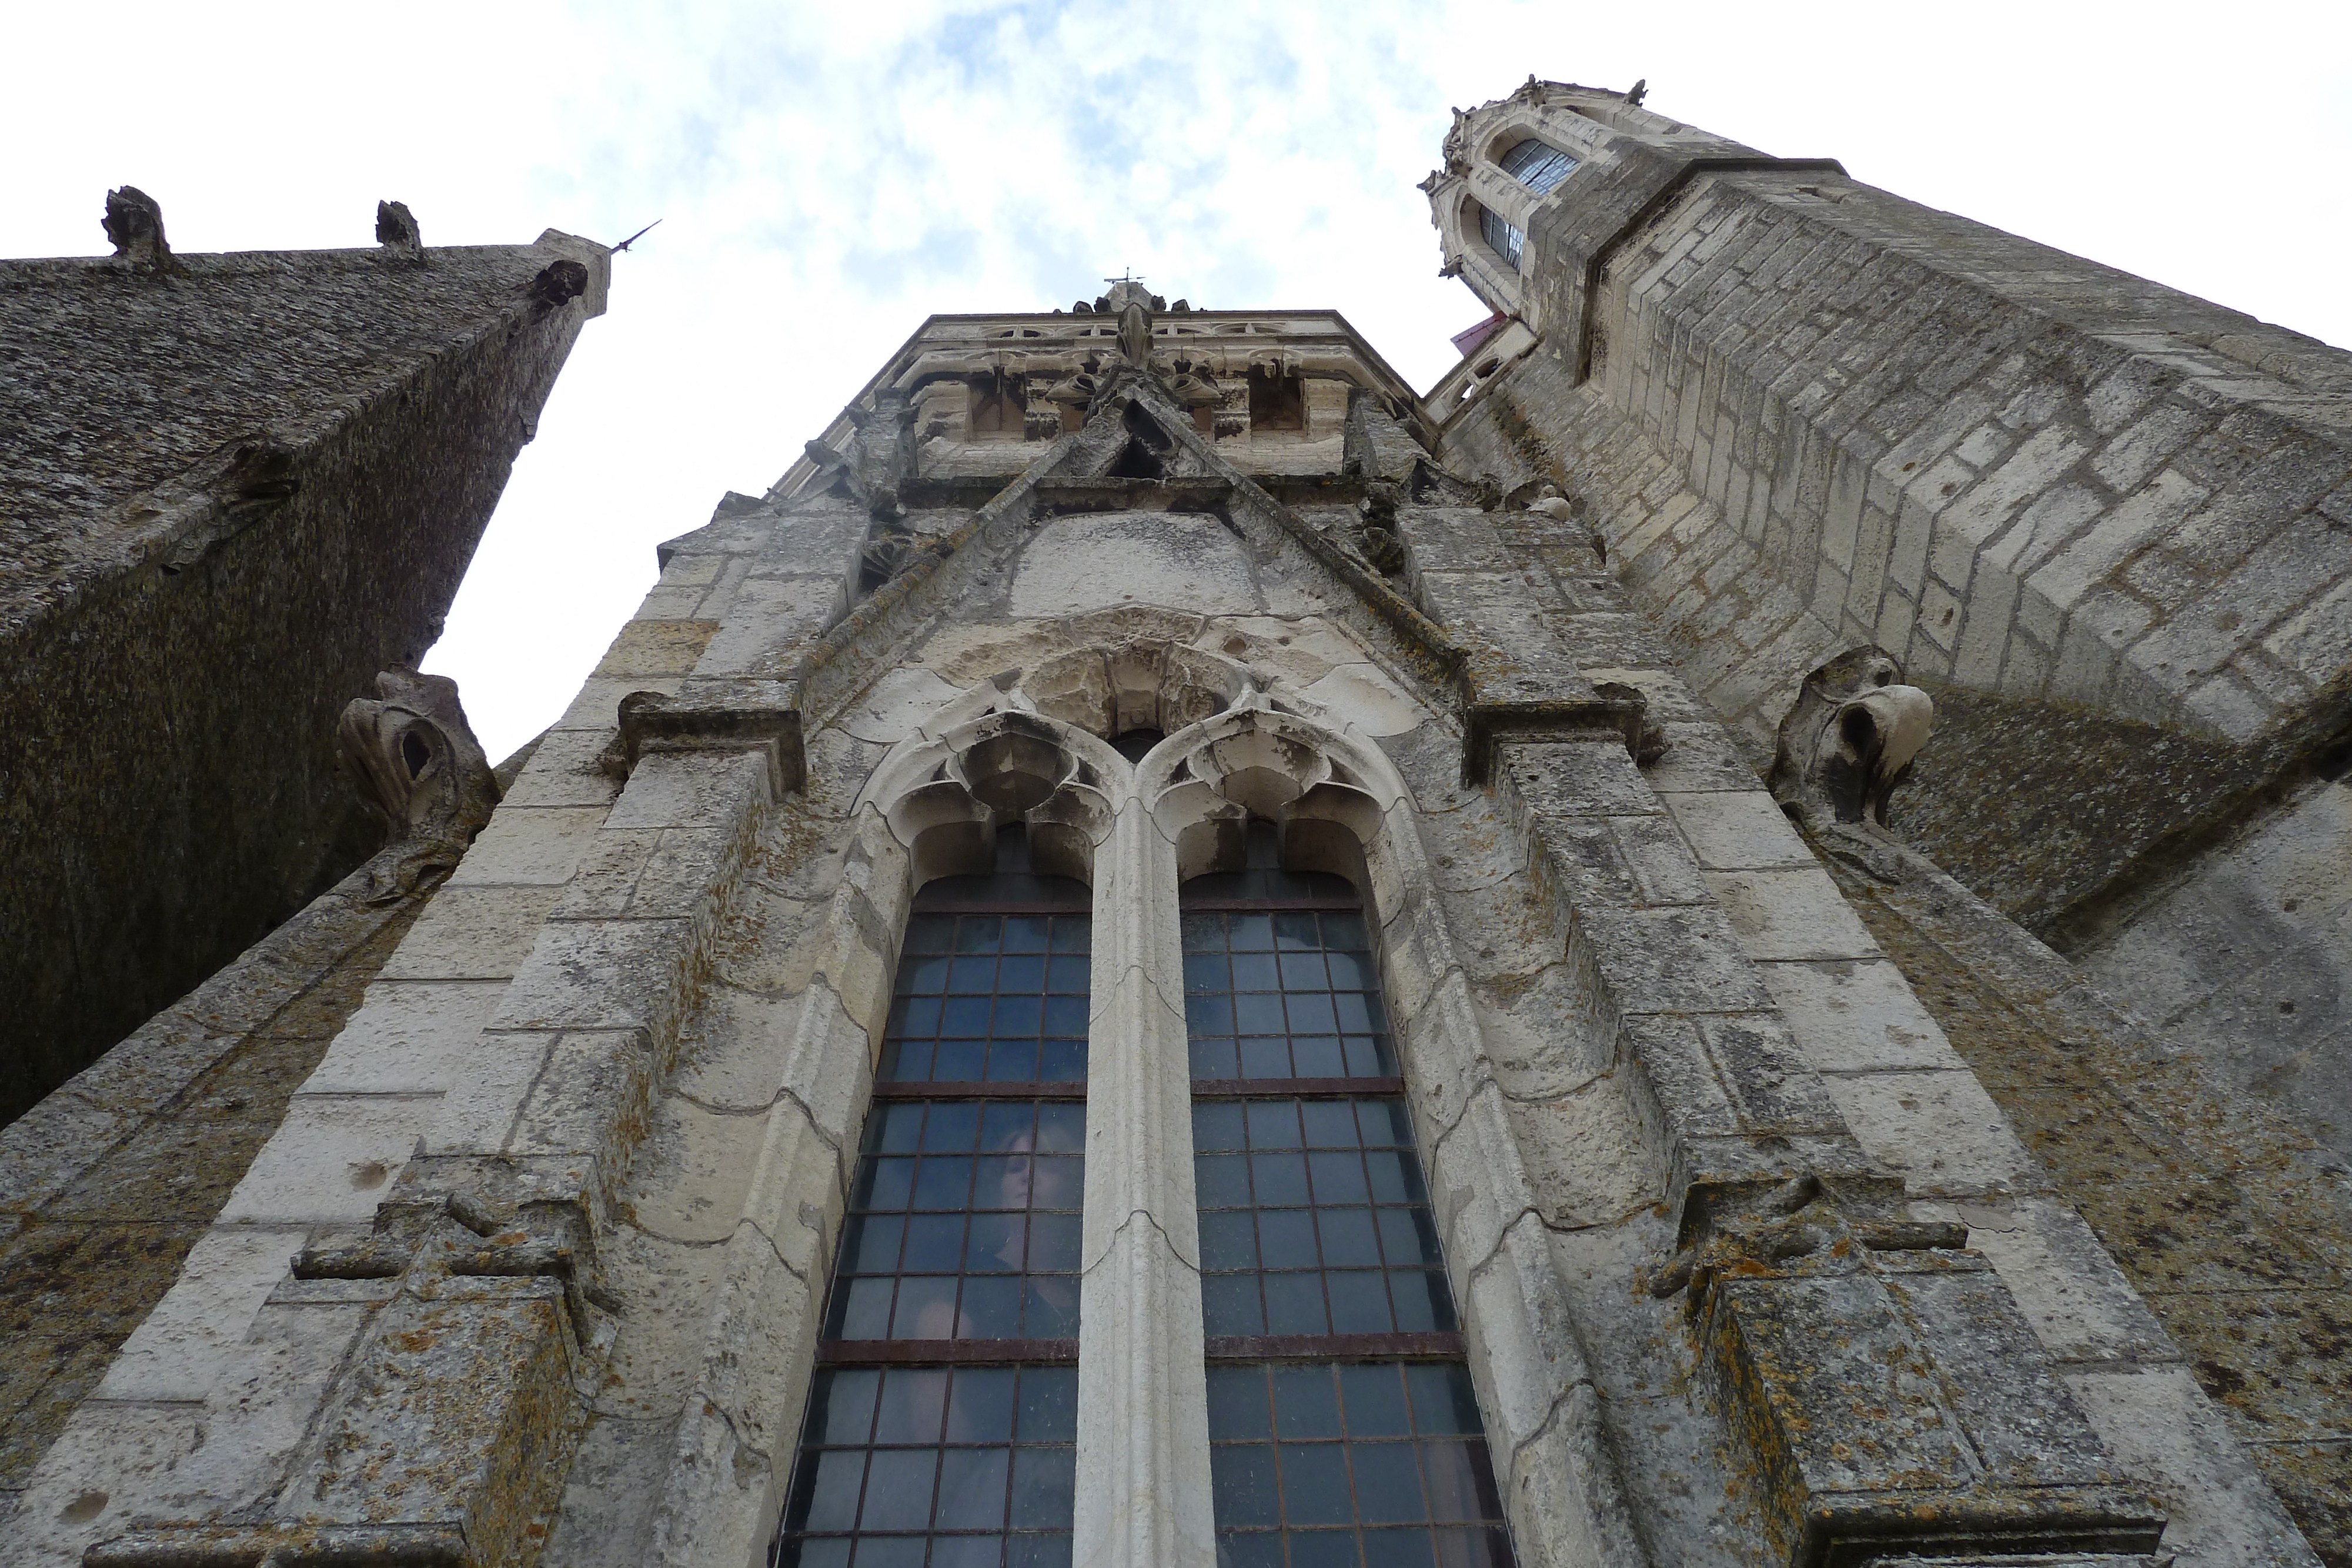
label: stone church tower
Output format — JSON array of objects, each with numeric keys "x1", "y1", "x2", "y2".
[{"x1": 4, "y1": 80, "x2": 2348, "y2": 1568}]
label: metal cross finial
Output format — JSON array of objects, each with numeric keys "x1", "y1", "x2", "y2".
[{"x1": 1102, "y1": 268, "x2": 1143, "y2": 286}]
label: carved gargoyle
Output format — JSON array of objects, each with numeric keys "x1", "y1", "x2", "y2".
[
  {"x1": 846, "y1": 387, "x2": 920, "y2": 517},
  {"x1": 375, "y1": 198, "x2": 422, "y2": 254},
  {"x1": 1155, "y1": 354, "x2": 1225, "y2": 411},
  {"x1": 102, "y1": 185, "x2": 172, "y2": 270},
  {"x1": 338, "y1": 668, "x2": 499, "y2": 903},
  {"x1": 1351, "y1": 483, "x2": 1408, "y2": 577},
  {"x1": 1043, "y1": 366, "x2": 1102, "y2": 413},
  {"x1": 1770, "y1": 647, "x2": 1935, "y2": 877},
  {"x1": 859, "y1": 517, "x2": 924, "y2": 594},
  {"x1": 524, "y1": 257, "x2": 589, "y2": 307}
]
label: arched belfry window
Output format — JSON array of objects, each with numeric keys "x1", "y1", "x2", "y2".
[
  {"x1": 777, "y1": 825, "x2": 1087, "y2": 1568},
  {"x1": 1475, "y1": 205, "x2": 1524, "y2": 273},
  {"x1": 1496, "y1": 138, "x2": 1577, "y2": 195},
  {"x1": 1183, "y1": 822, "x2": 1515, "y2": 1568}
]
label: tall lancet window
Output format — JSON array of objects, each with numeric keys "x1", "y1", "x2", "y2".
[
  {"x1": 1183, "y1": 824, "x2": 1515, "y2": 1568},
  {"x1": 777, "y1": 828, "x2": 1088, "y2": 1568}
]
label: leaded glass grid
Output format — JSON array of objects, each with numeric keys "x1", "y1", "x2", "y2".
[
  {"x1": 777, "y1": 1365, "x2": 1078, "y2": 1568},
  {"x1": 1497, "y1": 138, "x2": 1578, "y2": 195},
  {"x1": 1206, "y1": 1362, "x2": 1512, "y2": 1568},
  {"x1": 827, "y1": 1099, "x2": 1085, "y2": 1343},
  {"x1": 1193, "y1": 1098, "x2": 1451, "y2": 1340},
  {"x1": 1476, "y1": 207, "x2": 1524, "y2": 271},
  {"x1": 884, "y1": 914, "x2": 1091, "y2": 1085},
  {"x1": 1181, "y1": 911, "x2": 1395, "y2": 1085}
]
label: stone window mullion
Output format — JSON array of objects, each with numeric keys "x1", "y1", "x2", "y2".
[{"x1": 1072, "y1": 789, "x2": 1217, "y2": 1568}]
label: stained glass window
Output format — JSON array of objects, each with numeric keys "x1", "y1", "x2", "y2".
[{"x1": 1497, "y1": 139, "x2": 1577, "y2": 195}]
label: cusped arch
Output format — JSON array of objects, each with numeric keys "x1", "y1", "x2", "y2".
[
  {"x1": 1021, "y1": 637, "x2": 1249, "y2": 744},
  {"x1": 1138, "y1": 690, "x2": 1418, "y2": 917},
  {"x1": 857, "y1": 679, "x2": 1126, "y2": 890}
]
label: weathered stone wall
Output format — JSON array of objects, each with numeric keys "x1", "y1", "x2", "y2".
[
  {"x1": 0, "y1": 841, "x2": 435, "y2": 1530},
  {"x1": 1440, "y1": 149, "x2": 2352, "y2": 938},
  {"x1": 1826, "y1": 846, "x2": 2352, "y2": 1563},
  {"x1": 0, "y1": 233, "x2": 606, "y2": 1125},
  {"x1": 1431, "y1": 83, "x2": 2352, "y2": 1563},
  {"x1": 9, "y1": 297, "x2": 2324, "y2": 1568}
]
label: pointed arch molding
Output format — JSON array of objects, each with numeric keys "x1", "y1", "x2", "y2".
[
  {"x1": 623, "y1": 372, "x2": 1653, "y2": 805},
  {"x1": 849, "y1": 670, "x2": 1646, "y2": 1568}
]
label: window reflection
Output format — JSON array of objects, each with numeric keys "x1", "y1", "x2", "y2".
[
  {"x1": 777, "y1": 829, "x2": 1088, "y2": 1568},
  {"x1": 1497, "y1": 139, "x2": 1577, "y2": 195},
  {"x1": 1476, "y1": 207, "x2": 1524, "y2": 272},
  {"x1": 1182, "y1": 825, "x2": 1517, "y2": 1568}
]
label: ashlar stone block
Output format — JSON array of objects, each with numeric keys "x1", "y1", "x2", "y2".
[
  {"x1": 1702, "y1": 1251, "x2": 2160, "y2": 1567},
  {"x1": 447, "y1": 803, "x2": 612, "y2": 885},
  {"x1": 217, "y1": 1092, "x2": 443, "y2": 1228},
  {"x1": 380, "y1": 885, "x2": 563, "y2": 981},
  {"x1": 1665, "y1": 790, "x2": 1816, "y2": 871},
  {"x1": 301, "y1": 979, "x2": 505, "y2": 1096},
  {"x1": 1705, "y1": 867, "x2": 1883, "y2": 962},
  {"x1": 1818, "y1": 1068, "x2": 2042, "y2": 1198},
  {"x1": 493, "y1": 919, "x2": 696, "y2": 1035},
  {"x1": 95, "y1": 1225, "x2": 311, "y2": 1402},
  {"x1": 1755, "y1": 957, "x2": 1968, "y2": 1075}
]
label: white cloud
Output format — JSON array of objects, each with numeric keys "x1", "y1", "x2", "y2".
[{"x1": 6, "y1": 0, "x2": 2347, "y2": 757}]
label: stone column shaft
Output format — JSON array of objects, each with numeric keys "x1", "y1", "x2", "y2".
[{"x1": 1073, "y1": 796, "x2": 1215, "y2": 1568}]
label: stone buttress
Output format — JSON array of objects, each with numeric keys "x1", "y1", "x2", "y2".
[{"x1": 1429, "y1": 77, "x2": 2349, "y2": 1563}]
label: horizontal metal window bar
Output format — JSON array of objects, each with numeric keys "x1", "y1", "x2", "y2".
[
  {"x1": 1190, "y1": 1078, "x2": 1406, "y2": 1099},
  {"x1": 871, "y1": 1082, "x2": 1089, "y2": 1101},
  {"x1": 1180, "y1": 896, "x2": 1364, "y2": 912},
  {"x1": 907, "y1": 898, "x2": 1091, "y2": 915},
  {"x1": 1204, "y1": 1332, "x2": 1466, "y2": 1362},
  {"x1": 817, "y1": 1337, "x2": 1080, "y2": 1367}
]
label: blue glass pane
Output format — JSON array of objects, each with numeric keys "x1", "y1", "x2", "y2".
[
  {"x1": 1498, "y1": 138, "x2": 1577, "y2": 194},
  {"x1": 1018, "y1": 1367, "x2": 1077, "y2": 1441},
  {"x1": 782, "y1": 1368, "x2": 1078, "y2": 1567},
  {"x1": 1204, "y1": 1363, "x2": 1514, "y2": 1563},
  {"x1": 1180, "y1": 909, "x2": 1395, "y2": 1085},
  {"x1": 883, "y1": 913, "x2": 1090, "y2": 1085},
  {"x1": 1477, "y1": 206, "x2": 1524, "y2": 270}
]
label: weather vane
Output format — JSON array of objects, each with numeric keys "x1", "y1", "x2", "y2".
[{"x1": 1104, "y1": 268, "x2": 1144, "y2": 286}]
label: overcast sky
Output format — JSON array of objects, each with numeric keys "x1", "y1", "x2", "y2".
[{"x1": 8, "y1": 1, "x2": 2348, "y2": 760}]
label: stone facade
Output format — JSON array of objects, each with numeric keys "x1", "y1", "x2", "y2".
[
  {"x1": 1431, "y1": 78, "x2": 2351, "y2": 1563},
  {"x1": 0, "y1": 209, "x2": 608, "y2": 1125},
  {"x1": 5, "y1": 82, "x2": 2348, "y2": 1568}
]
